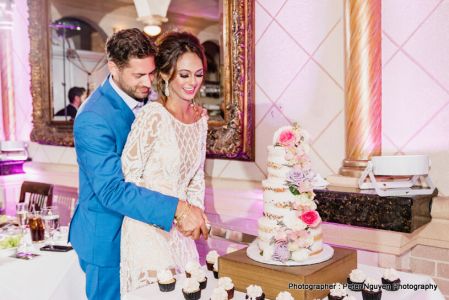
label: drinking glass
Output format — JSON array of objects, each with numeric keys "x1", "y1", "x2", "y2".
[
  {"x1": 41, "y1": 207, "x2": 60, "y2": 248},
  {"x1": 16, "y1": 203, "x2": 28, "y2": 233},
  {"x1": 28, "y1": 210, "x2": 45, "y2": 242}
]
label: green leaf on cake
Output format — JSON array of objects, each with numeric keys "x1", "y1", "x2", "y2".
[{"x1": 289, "y1": 185, "x2": 299, "y2": 195}]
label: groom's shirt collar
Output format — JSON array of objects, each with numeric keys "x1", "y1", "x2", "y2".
[{"x1": 109, "y1": 75, "x2": 144, "y2": 116}]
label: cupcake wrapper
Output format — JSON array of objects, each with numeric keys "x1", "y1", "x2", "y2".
[
  {"x1": 381, "y1": 278, "x2": 400, "y2": 291},
  {"x1": 347, "y1": 278, "x2": 364, "y2": 291},
  {"x1": 328, "y1": 294, "x2": 345, "y2": 300},
  {"x1": 361, "y1": 289, "x2": 382, "y2": 300},
  {"x1": 227, "y1": 287, "x2": 235, "y2": 299},
  {"x1": 213, "y1": 270, "x2": 219, "y2": 279},
  {"x1": 199, "y1": 278, "x2": 208, "y2": 290},
  {"x1": 185, "y1": 272, "x2": 191, "y2": 278},
  {"x1": 158, "y1": 279, "x2": 176, "y2": 292},
  {"x1": 183, "y1": 289, "x2": 201, "y2": 300},
  {"x1": 206, "y1": 262, "x2": 214, "y2": 271},
  {"x1": 245, "y1": 292, "x2": 265, "y2": 300}
]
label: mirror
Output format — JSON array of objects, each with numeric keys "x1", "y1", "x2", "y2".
[{"x1": 29, "y1": 0, "x2": 255, "y2": 160}]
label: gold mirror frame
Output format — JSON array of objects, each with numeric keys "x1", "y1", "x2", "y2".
[{"x1": 29, "y1": 0, "x2": 255, "y2": 161}]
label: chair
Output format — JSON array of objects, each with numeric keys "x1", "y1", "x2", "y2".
[
  {"x1": 52, "y1": 186, "x2": 78, "y2": 226},
  {"x1": 19, "y1": 181, "x2": 54, "y2": 211}
]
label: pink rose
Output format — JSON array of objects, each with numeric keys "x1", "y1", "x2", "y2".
[
  {"x1": 301, "y1": 210, "x2": 321, "y2": 227},
  {"x1": 278, "y1": 130, "x2": 295, "y2": 146}
]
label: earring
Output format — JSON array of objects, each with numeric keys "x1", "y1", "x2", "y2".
[{"x1": 164, "y1": 80, "x2": 170, "y2": 97}]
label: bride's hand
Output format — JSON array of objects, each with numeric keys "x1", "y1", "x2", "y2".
[{"x1": 175, "y1": 202, "x2": 208, "y2": 240}]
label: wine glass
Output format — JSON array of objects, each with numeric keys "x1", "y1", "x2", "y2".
[
  {"x1": 41, "y1": 207, "x2": 60, "y2": 248},
  {"x1": 16, "y1": 203, "x2": 28, "y2": 234}
]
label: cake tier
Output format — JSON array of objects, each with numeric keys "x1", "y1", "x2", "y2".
[{"x1": 266, "y1": 146, "x2": 292, "y2": 166}]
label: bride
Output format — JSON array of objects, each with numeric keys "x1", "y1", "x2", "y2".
[{"x1": 120, "y1": 31, "x2": 208, "y2": 294}]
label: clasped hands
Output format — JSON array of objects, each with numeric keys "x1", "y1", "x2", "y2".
[{"x1": 175, "y1": 200, "x2": 209, "y2": 241}]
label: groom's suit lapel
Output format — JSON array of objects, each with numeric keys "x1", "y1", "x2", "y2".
[{"x1": 99, "y1": 77, "x2": 136, "y2": 153}]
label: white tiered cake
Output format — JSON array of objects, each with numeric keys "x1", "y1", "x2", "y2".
[{"x1": 248, "y1": 123, "x2": 332, "y2": 265}]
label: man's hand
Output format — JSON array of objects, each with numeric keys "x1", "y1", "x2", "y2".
[{"x1": 175, "y1": 201, "x2": 208, "y2": 240}]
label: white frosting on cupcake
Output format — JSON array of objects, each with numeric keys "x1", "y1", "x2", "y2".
[
  {"x1": 210, "y1": 287, "x2": 228, "y2": 300},
  {"x1": 291, "y1": 248, "x2": 310, "y2": 262},
  {"x1": 383, "y1": 268, "x2": 399, "y2": 281},
  {"x1": 246, "y1": 284, "x2": 263, "y2": 298},
  {"x1": 342, "y1": 296, "x2": 356, "y2": 300},
  {"x1": 185, "y1": 260, "x2": 201, "y2": 274},
  {"x1": 262, "y1": 244, "x2": 275, "y2": 261},
  {"x1": 330, "y1": 283, "x2": 348, "y2": 297},
  {"x1": 156, "y1": 269, "x2": 173, "y2": 283},
  {"x1": 349, "y1": 269, "x2": 366, "y2": 283},
  {"x1": 218, "y1": 277, "x2": 234, "y2": 290},
  {"x1": 364, "y1": 277, "x2": 381, "y2": 292},
  {"x1": 213, "y1": 260, "x2": 219, "y2": 272},
  {"x1": 182, "y1": 278, "x2": 200, "y2": 293},
  {"x1": 206, "y1": 250, "x2": 219, "y2": 263},
  {"x1": 276, "y1": 291, "x2": 294, "y2": 300},
  {"x1": 191, "y1": 268, "x2": 206, "y2": 282}
]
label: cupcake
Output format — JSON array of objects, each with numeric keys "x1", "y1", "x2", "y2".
[
  {"x1": 347, "y1": 269, "x2": 366, "y2": 291},
  {"x1": 381, "y1": 268, "x2": 400, "y2": 291},
  {"x1": 182, "y1": 277, "x2": 201, "y2": 300},
  {"x1": 157, "y1": 269, "x2": 176, "y2": 292},
  {"x1": 275, "y1": 291, "x2": 294, "y2": 300},
  {"x1": 185, "y1": 260, "x2": 201, "y2": 278},
  {"x1": 213, "y1": 260, "x2": 219, "y2": 279},
  {"x1": 210, "y1": 286, "x2": 228, "y2": 300},
  {"x1": 328, "y1": 283, "x2": 348, "y2": 300},
  {"x1": 362, "y1": 277, "x2": 382, "y2": 300},
  {"x1": 245, "y1": 284, "x2": 265, "y2": 300},
  {"x1": 218, "y1": 276, "x2": 235, "y2": 299},
  {"x1": 206, "y1": 250, "x2": 219, "y2": 271},
  {"x1": 342, "y1": 296, "x2": 356, "y2": 300},
  {"x1": 191, "y1": 268, "x2": 208, "y2": 290}
]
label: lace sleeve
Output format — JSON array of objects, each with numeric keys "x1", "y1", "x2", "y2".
[
  {"x1": 122, "y1": 107, "x2": 162, "y2": 186},
  {"x1": 186, "y1": 118, "x2": 208, "y2": 210}
]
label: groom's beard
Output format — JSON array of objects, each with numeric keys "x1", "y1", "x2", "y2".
[{"x1": 115, "y1": 75, "x2": 150, "y2": 101}]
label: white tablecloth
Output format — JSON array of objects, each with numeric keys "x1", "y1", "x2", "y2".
[
  {"x1": 0, "y1": 246, "x2": 86, "y2": 300},
  {"x1": 124, "y1": 264, "x2": 445, "y2": 300},
  {"x1": 0, "y1": 246, "x2": 444, "y2": 300}
]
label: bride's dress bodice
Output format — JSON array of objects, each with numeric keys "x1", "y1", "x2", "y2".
[{"x1": 120, "y1": 101, "x2": 207, "y2": 294}]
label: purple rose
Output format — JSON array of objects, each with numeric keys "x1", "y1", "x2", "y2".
[
  {"x1": 272, "y1": 240, "x2": 290, "y2": 263},
  {"x1": 286, "y1": 169, "x2": 306, "y2": 187}
]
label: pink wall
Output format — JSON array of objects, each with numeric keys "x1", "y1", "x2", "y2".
[{"x1": 9, "y1": 0, "x2": 449, "y2": 194}]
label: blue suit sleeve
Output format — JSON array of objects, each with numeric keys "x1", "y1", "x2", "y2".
[{"x1": 74, "y1": 111, "x2": 178, "y2": 231}]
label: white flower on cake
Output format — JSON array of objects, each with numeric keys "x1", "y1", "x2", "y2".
[
  {"x1": 218, "y1": 277, "x2": 234, "y2": 290},
  {"x1": 383, "y1": 268, "x2": 399, "y2": 281},
  {"x1": 282, "y1": 211, "x2": 307, "y2": 231},
  {"x1": 349, "y1": 269, "x2": 366, "y2": 283},
  {"x1": 246, "y1": 284, "x2": 263, "y2": 298},
  {"x1": 276, "y1": 291, "x2": 294, "y2": 300},
  {"x1": 210, "y1": 287, "x2": 228, "y2": 300},
  {"x1": 182, "y1": 278, "x2": 200, "y2": 293},
  {"x1": 291, "y1": 248, "x2": 310, "y2": 262},
  {"x1": 262, "y1": 244, "x2": 275, "y2": 260},
  {"x1": 156, "y1": 269, "x2": 173, "y2": 283},
  {"x1": 330, "y1": 283, "x2": 348, "y2": 297}
]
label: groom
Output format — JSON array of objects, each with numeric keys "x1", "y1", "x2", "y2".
[{"x1": 69, "y1": 28, "x2": 208, "y2": 300}]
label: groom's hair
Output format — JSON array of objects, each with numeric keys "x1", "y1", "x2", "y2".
[{"x1": 106, "y1": 28, "x2": 156, "y2": 69}]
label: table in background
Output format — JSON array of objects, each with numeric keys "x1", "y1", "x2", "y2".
[
  {"x1": 0, "y1": 245, "x2": 86, "y2": 300},
  {"x1": 124, "y1": 264, "x2": 445, "y2": 300}
]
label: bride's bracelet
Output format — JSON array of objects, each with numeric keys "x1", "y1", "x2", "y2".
[{"x1": 175, "y1": 201, "x2": 191, "y2": 224}]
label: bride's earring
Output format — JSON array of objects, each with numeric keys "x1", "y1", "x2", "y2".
[{"x1": 164, "y1": 80, "x2": 170, "y2": 97}]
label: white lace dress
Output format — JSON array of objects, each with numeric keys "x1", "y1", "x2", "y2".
[{"x1": 120, "y1": 101, "x2": 207, "y2": 294}]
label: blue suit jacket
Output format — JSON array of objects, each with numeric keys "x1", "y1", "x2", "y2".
[{"x1": 69, "y1": 78, "x2": 178, "y2": 267}]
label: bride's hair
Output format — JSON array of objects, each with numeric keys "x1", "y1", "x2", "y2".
[{"x1": 155, "y1": 31, "x2": 207, "y2": 104}]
